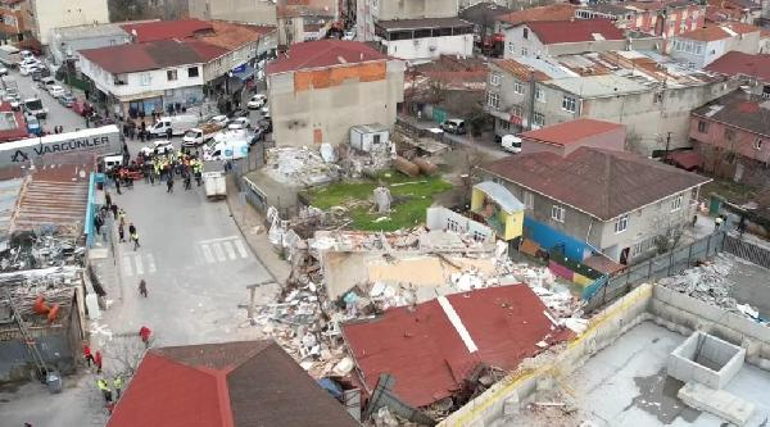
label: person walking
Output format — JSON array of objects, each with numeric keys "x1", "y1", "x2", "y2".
[
  {"x1": 97, "y1": 378, "x2": 112, "y2": 403},
  {"x1": 184, "y1": 174, "x2": 191, "y2": 190},
  {"x1": 119, "y1": 209, "x2": 126, "y2": 226},
  {"x1": 139, "y1": 326, "x2": 152, "y2": 348},
  {"x1": 115, "y1": 176, "x2": 121, "y2": 195},
  {"x1": 139, "y1": 279, "x2": 148, "y2": 297},
  {"x1": 94, "y1": 350, "x2": 103, "y2": 374},
  {"x1": 104, "y1": 191, "x2": 112, "y2": 210},
  {"x1": 111, "y1": 204, "x2": 119, "y2": 220},
  {"x1": 83, "y1": 344, "x2": 95, "y2": 367},
  {"x1": 93, "y1": 215, "x2": 103, "y2": 236},
  {"x1": 113, "y1": 376, "x2": 124, "y2": 400},
  {"x1": 118, "y1": 223, "x2": 125, "y2": 243},
  {"x1": 166, "y1": 174, "x2": 174, "y2": 193},
  {"x1": 131, "y1": 231, "x2": 140, "y2": 250}
]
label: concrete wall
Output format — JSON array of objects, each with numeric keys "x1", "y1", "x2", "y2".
[
  {"x1": 668, "y1": 331, "x2": 745, "y2": 389},
  {"x1": 268, "y1": 59, "x2": 405, "y2": 146},
  {"x1": 426, "y1": 206, "x2": 495, "y2": 241},
  {"x1": 382, "y1": 34, "x2": 473, "y2": 62},
  {"x1": 50, "y1": 30, "x2": 132, "y2": 66},
  {"x1": 375, "y1": 0, "x2": 457, "y2": 21},
  {"x1": 188, "y1": 0, "x2": 277, "y2": 25},
  {"x1": 30, "y1": 0, "x2": 110, "y2": 46}
]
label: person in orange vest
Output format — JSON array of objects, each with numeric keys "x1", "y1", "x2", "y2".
[
  {"x1": 83, "y1": 343, "x2": 95, "y2": 367},
  {"x1": 94, "y1": 350, "x2": 103, "y2": 374}
]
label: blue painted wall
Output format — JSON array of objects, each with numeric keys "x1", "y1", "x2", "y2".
[{"x1": 523, "y1": 217, "x2": 589, "y2": 262}]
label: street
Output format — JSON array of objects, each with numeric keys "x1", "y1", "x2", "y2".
[{"x1": 0, "y1": 68, "x2": 278, "y2": 427}]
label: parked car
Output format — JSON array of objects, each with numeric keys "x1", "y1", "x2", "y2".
[
  {"x1": 208, "y1": 115, "x2": 230, "y2": 128},
  {"x1": 59, "y1": 92, "x2": 76, "y2": 107},
  {"x1": 25, "y1": 114, "x2": 41, "y2": 136},
  {"x1": 48, "y1": 85, "x2": 66, "y2": 98},
  {"x1": 31, "y1": 66, "x2": 51, "y2": 81},
  {"x1": 19, "y1": 62, "x2": 41, "y2": 76},
  {"x1": 258, "y1": 117, "x2": 272, "y2": 134},
  {"x1": 440, "y1": 119, "x2": 467, "y2": 135},
  {"x1": 228, "y1": 117, "x2": 251, "y2": 131},
  {"x1": 38, "y1": 76, "x2": 56, "y2": 91},
  {"x1": 247, "y1": 94, "x2": 267, "y2": 110},
  {"x1": 3, "y1": 94, "x2": 20, "y2": 110},
  {"x1": 72, "y1": 99, "x2": 93, "y2": 116},
  {"x1": 140, "y1": 140, "x2": 174, "y2": 157},
  {"x1": 500, "y1": 135, "x2": 522, "y2": 153}
]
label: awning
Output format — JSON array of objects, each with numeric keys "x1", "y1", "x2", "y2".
[
  {"x1": 474, "y1": 181, "x2": 525, "y2": 214},
  {"x1": 231, "y1": 64, "x2": 256, "y2": 81}
]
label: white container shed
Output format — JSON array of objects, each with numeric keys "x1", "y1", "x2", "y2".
[{"x1": 350, "y1": 124, "x2": 390, "y2": 152}]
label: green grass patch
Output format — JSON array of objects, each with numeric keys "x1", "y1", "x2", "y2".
[
  {"x1": 303, "y1": 171, "x2": 452, "y2": 231},
  {"x1": 702, "y1": 178, "x2": 759, "y2": 205}
]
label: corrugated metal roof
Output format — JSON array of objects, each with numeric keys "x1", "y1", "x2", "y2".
[
  {"x1": 474, "y1": 181, "x2": 525, "y2": 213},
  {"x1": 342, "y1": 284, "x2": 573, "y2": 407}
]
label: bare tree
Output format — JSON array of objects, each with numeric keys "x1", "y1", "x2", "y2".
[{"x1": 102, "y1": 336, "x2": 153, "y2": 378}]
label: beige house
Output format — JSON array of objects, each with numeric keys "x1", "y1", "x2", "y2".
[
  {"x1": 266, "y1": 40, "x2": 404, "y2": 146},
  {"x1": 28, "y1": 0, "x2": 110, "y2": 46}
]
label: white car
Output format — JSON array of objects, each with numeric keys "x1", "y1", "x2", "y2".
[
  {"x1": 19, "y1": 62, "x2": 41, "y2": 76},
  {"x1": 208, "y1": 114, "x2": 230, "y2": 128},
  {"x1": 48, "y1": 85, "x2": 66, "y2": 98},
  {"x1": 227, "y1": 117, "x2": 251, "y2": 131},
  {"x1": 247, "y1": 94, "x2": 267, "y2": 110},
  {"x1": 140, "y1": 140, "x2": 174, "y2": 157},
  {"x1": 0, "y1": 67, "x2": 7, "y2": 76}
]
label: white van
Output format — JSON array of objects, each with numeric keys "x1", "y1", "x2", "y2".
[
  {"x1": 501, "y1": 135, "x2": 522, "y2": 154},
  {"x1": 205, "y1": 130, "x2": 250, "y2": 161},
  {"x1": 148, "y1": 115, "x2": 198, "y2": 138},
  {"x1": 103, "y1": 155, "x2": 123, "y2": 171}
]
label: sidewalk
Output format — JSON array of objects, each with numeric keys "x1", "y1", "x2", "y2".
[{"x1": 225, "y1": 174, "x2": 291, "y2": 286}]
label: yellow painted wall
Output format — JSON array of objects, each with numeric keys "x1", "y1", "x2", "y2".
[
  {"x1": 573, "y1": 273, "x2": 594, "y2": 287},
  {"x1": 471, "y1": 188, "x2": 524, "y2": 241}
]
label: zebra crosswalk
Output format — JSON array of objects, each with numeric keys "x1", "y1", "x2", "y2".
[
  {"x1": 197, "y1": 236, "x2": 250, "y2": 265},
  {"x1": 122, "y1": 252, "x2": 157, "y2": 278}
]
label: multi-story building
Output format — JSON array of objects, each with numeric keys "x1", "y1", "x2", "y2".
[
  {"x1": 669, "y1": 23, "x2": 761, "y2": 68},
  {"x1": 482, "y1": 147, "x2": 710, "y2": 264},
  {"x1": 502, "y1": 20, "x2": 627, "y2": 60},
  {"x1": 374, "y1": 18, "x2": 474, "y2": 63},
  {"x1": 705, "y1": 51, "x2": 770, "y2": 92},
  {"x1": 689, "y1": 89, "x2": 770, "y2": 183},
  {"x1": 485, "y1": 51, "x2": 742, "y2": 156},
  {"x1": 266, "y1": 40, "x2": 404, "y2": 146},
  {"x1": 356, "y1": 0, "x2": 457, "y2": 41},
  {"x1": 27, "y1": 0, "x2": 110, "y2": 47},
  {"x1": 49, "y1": 22, "x2": 133, "y2": 66},
  {"x1": 0, "y1": 0, "x2": 29, "y2": 45},
  {"x1": 187, "y1": 0, "x2": 277, "y2": 26},
  {"x1": 575, "y1": 1, "x2": 706, "y2": 38}
]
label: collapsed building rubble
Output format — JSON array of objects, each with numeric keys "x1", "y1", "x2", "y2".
[
  {"x1": 659, "y1": 253, "x2": 768, "y2": 324},
  {"x1": 0, "y1": 227, "x2": 84, "y2": 272}
]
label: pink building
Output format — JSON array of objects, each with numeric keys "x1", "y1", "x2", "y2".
[
  {"x1": 689, "y1": 90, "x2": 770, "y2": 182},
  {"x1": 575, "y1": 1, "x2": 706, "y2": 38},
  {"x1": 518, "y1": 118, "x2": 626, "y2": 157}
]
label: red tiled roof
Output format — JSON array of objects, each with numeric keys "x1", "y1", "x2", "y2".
[
  {"x1": 267, "y1": 40, "x2": 389, "y2": 75},
  {"x1": 665, "y1": 150, "x2": 704, "y2": 171},
  {"x1": 342, "y1": 285, "x2": 572, "y2": 408},
  {"x1": 705, "y1": 52, "x2": 770, "y2": 83},
  {"x1": 497, "y1": 4, "x2": 578, "y2": 26},
  {"x1": 519, "y1": 118, "x2": 624, "y2": 147},
  {"x1": 678, "y1": 23, "x2": 760, "y2": 42},
  {"x1": 121, "y1": 19, "x2": 214, "y2": 43},
  {"x1": 484, "y1": 147, "x2": 711, "y2": 220},
  {"x1": 108, "y1": 340, "x2": 358, "y2": 427},
  {"x1": 0, "y1": 103, "x2": 29, "y2": 142},
  {"x1": 526, "y1": 19, "x2": 625, "y2": 45},
  {"x1": 79, "y1": 39, "x2": 226, "y2": 74}
]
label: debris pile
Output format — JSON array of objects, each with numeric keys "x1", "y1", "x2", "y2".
[
  {"x1": 264, "y1": 147, "x2": 341, "y2": 186},
  {"x1": 1, "y1": 227, "x2": 83, "y2": 272},
  {"x1": 0, "y1": 266, "x2": 81, "y2": 324},
  {"x1": 659, "y1": 254, "x2": 767, "y2": 324}
]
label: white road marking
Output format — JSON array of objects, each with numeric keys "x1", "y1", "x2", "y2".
[
  {"x1": 201, "y1": 244, "x2": 216, "y2": 264},
  {"x1": 213, "y1": 242, "x2": 227, "y2": 262},
  {"x1": 135, "y1": 255, "x2": 144, "y2": 275},
  {"x1": 199, "y1": 235, "x2": 241, "y2": 244},
  {"x1": 223, "y1": 241, "x2": 237, "y2": 260},
  {"x1": 234, "y1": 239, "x2": 248, "y2": 258},
  {"x1": 146, "y1": 253, "x2": 157, "y2": 274},
  {"x1": 122, "y1": 256, "x2": 134, "y2": 277}
]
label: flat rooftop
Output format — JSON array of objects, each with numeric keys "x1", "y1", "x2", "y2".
[
  {"x1": 543, "y1": 74, "x2": 651, "y2": 98},
  {"x1": 503, "y1": 321, "x2": 770, "y2": 426}
]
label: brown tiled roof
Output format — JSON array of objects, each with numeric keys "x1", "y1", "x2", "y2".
[
  {"x1": 526, "y1": 19, "x2": 625, "y2": 44},
  {"x1": 108, "y1": 340, "x2": 358, "y2": 427},
  {"x1": 692, "y1": 90, "x2": 770, "y2": 137},
  {"x1": 267, "y1": 40, "x2": 388, "y2": 74},
  {"x1": 519, "y1": 118, "x2": 624, "y2": 147},
  {"x1": 678, "y1": 23, "x2": 760, "y2": 42},
  {"x1": 484, "y1": 147, "x2": 710, "y2": 220},
  {"x1": 705, "y1": 52, "x2": 770, "y2": 83},
  {"x1": 79, "y1": 39, "x2": 226, "y2": 74},
  {"x1": 492, "y1": 58, "x2": 549, "y2": 81},
  {"x1": 198, "y1": 21, "x2": 271, "y2": 51},
  {"x1": 497, "y1": 4, "x2": 578, "y2": 26}
]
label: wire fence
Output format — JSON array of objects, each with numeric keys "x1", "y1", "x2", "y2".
[
  {"x1": 723, "y1": 234, "x2": 770, "y2": 270},
  {"x1": 585, "y1": 232, "x2": 726, "y2": 313}
]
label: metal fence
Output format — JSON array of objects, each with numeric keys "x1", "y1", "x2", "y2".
[
  {"x1": 723, "y1": 234, "x2": 770, "y2": 270},
  {"x1": 585, "y1": 232, "x2": 725, "y2": 313}
]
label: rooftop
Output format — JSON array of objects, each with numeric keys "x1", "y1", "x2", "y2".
[
  {"x1": 692, "y1": 89, "x2": 770, "y2": 137},
  {"x1": 52, "y1": 21, "x2": 142, "y2": 39},
  {"x1": 492, "y1": 58, "x2": 550, "y2": 82},
  {"x1": 484, "y1": 147, "x2": 711, "y2": 220},
  {"x1": 705, "y1": 52, "x2": 770, "y2": 83},
  {"x1": 525, "y1": 19, "x2": 626, "y2": 44},
  {"x1": 120, "y1": 19, "x2": 214, "y2": 43},
  {"x1": 342, "y1": 284, "x2": 572, "y2": 408},
  {"x1": 107, "y1": 340, "x2": 358, "y2": 427},
  {"x1": 79, "y1": 39, "x2": 227, "y2": 74},
  {"x1": 267, "y1": 40, "x2": 389, "y2": 75},
  {"x1": 676, "y1": 23, "x2": 760, "y2": 42},
  {"x1": 195, "y1": 21, "x2": 272, "y2": 51},
  {"x1": 519, "y1": 118, "x2": 625, "y2": 147},
  {"x1": 459, "y1": 2, "x2": 513, "y2": 25},
  {"x1": 544, "y1": 74, "x2": 651, "y2": 98},
  {"x1": 375, "y1": 17, "x2": 474, "y2": 31},
  {"x1": 497, "y1": 4, "x2": 578, "y2": 26}
]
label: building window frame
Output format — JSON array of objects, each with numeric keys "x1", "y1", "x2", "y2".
[
  {"x1": 523, "y1": 191, "x2": 534, "y2": 210},
  {"x1": 535, "y1": 87, "x2": 545, "y2": 102},
  {"x1": 697, "y1": 120, "x2": 708, "y2": 133},
  {"x1": 188, "y1": 66, "x2": 199, "y2": 78},
  {"x1": 532, "y1": 112, "x2": 545, "y2": 128},
  {"x1": 167, "y1": 69, "x2": 178, "y2": 81},
  {"x1": 562, "y1": 95, "x2": 577, "y2": 113},
  {"x1": 487, "y1": 92, "x2": 500, "y2": 109},
  {"x1": 490, "y1": 72, "x2": 501, "y2": 86},
  {"x1": 551, "y1": 204, "x2": 565, "y2": 223},
  {"x1": 671, "y1": 194, "x2": 683, "y2": 212},
  {"x1": 513, "y1": 80, "x2": 524, "y2": 94},
  {"x1": 614, "y1": 214, "x2": 629, "y2": 233}
]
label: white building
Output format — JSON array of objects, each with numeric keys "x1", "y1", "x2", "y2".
[
  {"x1": 668, "y1": 23, "x2": 761, "y2": 69},
  {"x1": 375, "y1": 18, "x2": 474, "y2": 63},
  {"x1": 502, "y1": 19, "x2": 627, "y2": 60},
  {"x1": 78, "y1": 40, "x2": 217, "y2": 119},
  {"x1": 28, "y1": 0, "x2": 110, "y2": 47}
]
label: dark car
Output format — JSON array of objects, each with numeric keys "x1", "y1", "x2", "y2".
[
  {"x1": 31, "y1": 66, "x2": 50, "y2": 81},
  {"x1": 59, "y1": 92, "x2": 76, "y2": 107},
  {"x1": 258, "y1": 117, "x2": 272, "y2": 134}
]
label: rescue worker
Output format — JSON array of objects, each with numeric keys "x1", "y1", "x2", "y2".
[
  {"x1": 97, "y1": 378, "x2": 112, "y2": 403},
  {"x1": 83, "y1": 344, "x2": 95, "y2": 367},
  {"x1": 113, "y1": 376, "x2": 124, "y2": 399},
  {"x1": 139, "y1": 326, "x2": 152, "y2": 348},
  {"x1": 94, "y1": 350, "x2": 103, "y2": 374}
]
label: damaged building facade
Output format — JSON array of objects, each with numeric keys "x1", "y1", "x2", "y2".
[{"x1": 267, "y1": 40, "x2": 405, "y2": 147}]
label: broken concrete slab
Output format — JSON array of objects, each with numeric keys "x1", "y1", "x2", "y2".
[{"x1": 678, "y1": 382, "x2": 755, "y2": 426}]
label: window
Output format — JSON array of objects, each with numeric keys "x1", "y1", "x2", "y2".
[
  {"x1": 614, "y1": 214, "x2": 629, "y2": 233},
  {"x1": 535, "y1": 87, "x2": 545, "y2": 102},
  {"x1": 140, "y1": 73, "x2": 152, "y2": 86},
  {"x1": 490, "y1": 72, "x2": 501, "y2": 86},
  {"x1": 514, "y1": 80, "x2": 524, "y2": 94},
  {"x1": 188, "y1": 67, "x2": 199, "y2": 78},
  {"x1": 510, "y1": 104, "x2": 523, "y2": 118},
  {"x1": 562, "y1": 95, "x2": 577, "y2": 112},
  {"x1": 754, "y1": 138, "x2": 763, "y2": 150},
  {"x1": 551, "y1": 204, "x2": 565, "y2": 223},
  {"x1": 498, "y1": 119, "x2": 510, "y2": 132},
  {"x1": 167, "y1": 69, "x2": 178, "y2": 81},
  {"x1": 447, "y1": 217, "x2": 460, "y2": 232},
  {"x1": 523, "y1": 27, "x2": 529, "y2": 39},
  {"x1": 521, "y1": 47, "x2": 528, "y2": 57},
  {"x1": 523, "y1": 191, "x2": 534, "y2": 210},
  {"x1": 508, "y1": 41, "x2": 515, "y2": 53},
  {"x1": 532, "y1": 112, "x2": 545, "y2": 128},
  {"x1": 671, "y1": 194, "x2": 683, "y2": 211},
  {"x1": 697, "y1": 120, "x2": 708, "y2": 133},
  {"x1": 487, "y1": 92, "x2": 500, "y2": 109},
  {"x1": 724, "y1": 128, "x2": 736, "y2": 141},
  {"x1": 472, "y1": 230, "x2": 486, "y2": 242}
]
